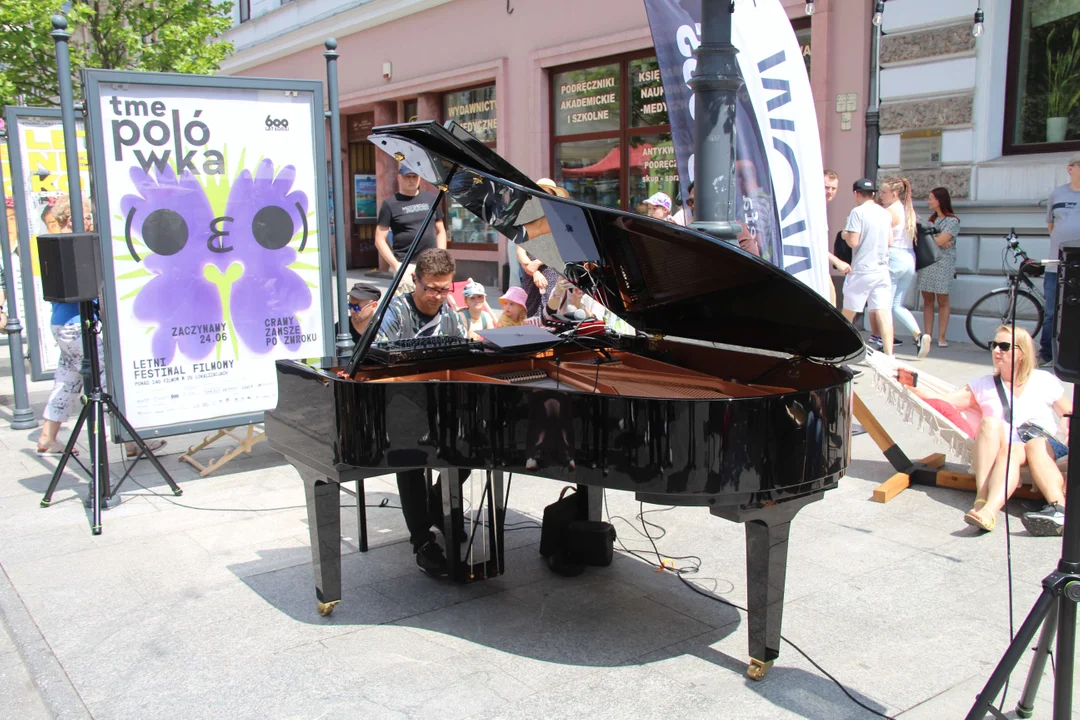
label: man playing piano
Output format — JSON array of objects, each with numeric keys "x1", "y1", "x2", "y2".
[{"x1": 375, "y1": 248, "x2": 469, "y2": 575}]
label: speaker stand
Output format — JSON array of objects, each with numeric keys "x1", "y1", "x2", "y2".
[{"x1": 38, "y1": 304, "x2": 181, "y2": 534}]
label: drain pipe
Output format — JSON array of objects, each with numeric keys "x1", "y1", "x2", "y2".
[{"x1": 864, "y1": 3, "x2": 883, "y2": 179}]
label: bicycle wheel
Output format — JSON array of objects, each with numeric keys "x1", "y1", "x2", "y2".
[{"x1": 966, "y1": 287, "x2": 1044, "y2": 349}]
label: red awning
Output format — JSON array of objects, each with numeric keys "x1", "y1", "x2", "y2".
[{"x1": 561, "y1": 144, "x2": 654, "y2": 177}]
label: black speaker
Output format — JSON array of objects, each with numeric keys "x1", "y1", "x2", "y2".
[
  {"x1": 38, "y1": 232, "x2": 102, "y2": 303},
  {"x1": 1055, "y1": 241, "x2": 1080, "y2": 384}
]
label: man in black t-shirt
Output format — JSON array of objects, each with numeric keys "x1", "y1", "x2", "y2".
[{"x1": 375, "y1": 164, "x2": 447, "y2": 296}]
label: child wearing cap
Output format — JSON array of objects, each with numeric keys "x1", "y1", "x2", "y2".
[
  {"x1": 643, "y1": 192, "x2": 673, "y2": 221},
  {"x1": 457, "y1": 279, "x2": 496, "y2": 337}
]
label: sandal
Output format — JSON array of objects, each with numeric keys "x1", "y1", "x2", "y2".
[
  {"x1": 37, "y1": 441, "x2": 77, "y2": 456},
  {"x1": 126, "y1": 439, "x2": 166, "y2": 458},
  {"x1": 964, "y1": 509, "x2": 996, "y2": 532}
]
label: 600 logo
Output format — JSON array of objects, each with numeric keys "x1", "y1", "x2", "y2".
[{"x1": 265, "y1": 115, "x2": 290, "y2": 131}]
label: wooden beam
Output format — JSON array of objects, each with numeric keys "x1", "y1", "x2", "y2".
[
  {"x1": 853, "y1": 392, "x2": 894, "y2": 455},
  {"x1": 872, "y1": 472, "x2": 911, "y2": 503},
  {"x1": 919, "y1": 453, "x2": 946, "y2": 470}
]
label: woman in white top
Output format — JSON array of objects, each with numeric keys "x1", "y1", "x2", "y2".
[
  {"x1": 879, "y1": 177, "x2": 931, "y2": 359},
  {"x1": 899, "y1": 326, "x2": 1070, "y2": 534}
]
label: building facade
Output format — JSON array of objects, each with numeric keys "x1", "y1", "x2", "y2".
[
  {"x1": 224, "y1": 0, "x2": 871, "y2": 288},
  {"x1": 878, "y1": 0, "x2": 1074, "y2": 343}
]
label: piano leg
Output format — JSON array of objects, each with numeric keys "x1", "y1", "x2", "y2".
[
  {"x1": 440, "y1": 467, "x2": 466, "y2": 583},
  {"x1": 488, "y1": 471, "x2": 506, "y2": 576},
  {"x1": 713, "y1": 494, "x2": 821, "y2": 680},
  {"x1": 356, "y1": 478, "x2": 368, "y2": 553},
  {"x1": 301, "y1": 468, "x2": 342, "y2": 617}
]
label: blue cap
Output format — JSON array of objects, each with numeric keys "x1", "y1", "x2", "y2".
[{"x1": 399, "y1": 163, "x2": 418, "y2": 176}]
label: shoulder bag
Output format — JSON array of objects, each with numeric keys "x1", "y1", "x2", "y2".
[{"x1": 914, "y1": 221, "x2": 940, "y2": 271}]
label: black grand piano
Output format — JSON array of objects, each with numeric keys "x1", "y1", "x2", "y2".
[{"x1": 266, "y1": 121, "x2": 863, "y2": 680}]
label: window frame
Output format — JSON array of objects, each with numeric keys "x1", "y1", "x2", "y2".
[
  {"x1": 239, "y1": 0, "x2": 251, "y2": 23},
  {"x1": 441, "y1": 82, "x2": 500, "y2": 251},
  {"x1": 1003, "y1": 0, "x2": 1080, "y2": 154},
  {"x1": 549, "y1": 49, "x2": 674, "y2": 211}
]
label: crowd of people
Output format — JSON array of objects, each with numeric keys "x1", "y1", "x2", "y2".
[{"x1": 828, "y1": 170, "x2": 960, "y2": 360}]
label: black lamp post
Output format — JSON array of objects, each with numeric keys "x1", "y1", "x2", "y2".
[{"x1": 688, "y1": 0, "x2": 742, "y2": 243}]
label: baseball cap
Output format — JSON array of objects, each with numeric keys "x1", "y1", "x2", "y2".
[
  {"x1": 348, "y1": 283, "x2": 381, "y2": 303},
  {"x1": 462, "y1": 280, "x2": 486, "y2": 298},
  {"x1": 399, "y1": 163, "x2": 419, "y2": 176},
  {"x1": 853, "y1": 178, "x2": 877, "y2": 192},
  {"x1": 643, "y1": 192, "x2": 672, "y2": 212}
]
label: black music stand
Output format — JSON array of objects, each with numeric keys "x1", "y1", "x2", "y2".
[{"x1": 36, "y1": 233, "x2": 181, "y2": 535}]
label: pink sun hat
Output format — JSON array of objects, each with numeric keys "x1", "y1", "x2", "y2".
[{"x1": 499, "y1": 286, "x2": 528, "y2": 308}]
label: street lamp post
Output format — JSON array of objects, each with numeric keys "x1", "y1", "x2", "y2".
[
  {"x1": 325, "y1": 38, "x2": 353, "y2": 354},
  {"x1": 689, "y1": 0, "x2": 743, "y2": 243}
]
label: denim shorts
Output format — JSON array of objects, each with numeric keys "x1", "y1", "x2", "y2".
[{"x1": 1018, "y1": 422, "x2": 1069, "y2": 460}]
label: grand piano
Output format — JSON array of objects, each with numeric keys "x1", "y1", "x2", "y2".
[{"x1": 265, "y1": 121, "x2": 864, "y2": 680}]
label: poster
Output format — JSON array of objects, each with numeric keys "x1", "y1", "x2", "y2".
[
  {"x1": 3, "y1": 109, "x2": 90, "y2": 379},
  {"x1": 354, "y1": 173, "x2": 376, "y2": 219},
  {"x1": 83, "y1": 72, "x2": 333, "y2": 435},
  {"x1": 1, "y1": 138, "x2": 22, "y2": 345},
  {"x1": 643, "y1": 0, "x2": 829, "y2": 299}
]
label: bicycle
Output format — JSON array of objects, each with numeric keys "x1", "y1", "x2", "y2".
[{"x1": 965, "y1": 229, "x2": 1046, "y2": 349}]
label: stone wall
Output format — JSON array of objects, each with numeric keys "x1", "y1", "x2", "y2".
[{"x1": 879, "y1": 23, "x2": 976, "y2": 65}]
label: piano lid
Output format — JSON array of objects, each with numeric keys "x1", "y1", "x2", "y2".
[{"x1": 369, "y1": 121, "x2": 864, "y2": 363}]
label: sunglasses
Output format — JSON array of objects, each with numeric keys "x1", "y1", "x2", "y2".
[
  {"x1": 348, "y1": 303, "x2": 364, "y2": 312},
  {"x1": 990, "y1": 341, "x2": 1017, "y2": 353}
]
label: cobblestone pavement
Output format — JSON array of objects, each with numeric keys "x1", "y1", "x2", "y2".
[{"x1": 0, "y1": 335, "x2": 1077, "y2": 719}]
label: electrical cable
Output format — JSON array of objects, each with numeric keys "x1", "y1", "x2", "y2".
[{"x1": 602, "y1": 490, "x2": 897, "y2": 720}]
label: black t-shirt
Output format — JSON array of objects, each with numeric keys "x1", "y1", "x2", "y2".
[{"x1": 377, "y1": 192, "x2": 444, "y2": 261}]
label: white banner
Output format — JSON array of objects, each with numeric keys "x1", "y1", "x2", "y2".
[
  {"x1": 732, "y1": 0, "x2": 829, "y2": 298},
  {"x1": 90, "y1": 81, "x2": 328, "y2": 432}
]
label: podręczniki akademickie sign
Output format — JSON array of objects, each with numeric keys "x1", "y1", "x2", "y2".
[{"x1": 81, "y1": 71, "x2": 334, "y2": 438}]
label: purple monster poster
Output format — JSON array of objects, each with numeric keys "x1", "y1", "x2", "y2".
[{"x1": 91, "y1": 80, "x2": 329, "y2": 432}]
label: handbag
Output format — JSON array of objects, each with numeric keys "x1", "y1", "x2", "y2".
[{"x1": 914, "y1": 221, "x2": 940, "y2": 271}]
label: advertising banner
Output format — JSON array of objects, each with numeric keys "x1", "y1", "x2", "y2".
[
  {"x1": 4, "y1": 108, "x2": 91, "y2": 380},
  {"x1": 643, "y1": 0, "x2": 830, "y2": 298},
  {"x1": 82, "y1": 71, "x2": 334, "y2": 437}
]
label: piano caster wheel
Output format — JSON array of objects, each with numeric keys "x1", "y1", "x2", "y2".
[
  {"x1": 316, "y1": 600, "x2": 340, "y2": 617},
  {"x1": 747, "y1": 658, "x2": 773, "y2": 681}
]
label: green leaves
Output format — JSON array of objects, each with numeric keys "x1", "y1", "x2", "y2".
[
  {"x1": 1046, "y1": 26, "x2": 1080, "y2": 118},
  {"x1": 0, "y1": 0, "x2": 234, "y2": 109}
]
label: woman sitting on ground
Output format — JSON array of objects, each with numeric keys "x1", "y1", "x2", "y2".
[{"x1": 897, "y1": 326, "x2": 1070, "y2": 535}]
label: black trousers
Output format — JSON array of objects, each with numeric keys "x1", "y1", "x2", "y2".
[{"x1": 397, "y1": 468, "x2": 470, "y2": 549}]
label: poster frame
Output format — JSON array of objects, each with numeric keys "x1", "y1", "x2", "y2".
[
  {"x1": 81, "y1": 69, "x2": 335, "y2": 441},
  {"x1": 4, "y1": 105, "x2": 74, "y2": 382}
]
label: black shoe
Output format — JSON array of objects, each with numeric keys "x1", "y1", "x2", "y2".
[
  {"x1": 1021, "y1": 503, "x2": 1066, "y2": 537},
  {"x1": 414, "y1": 540, "x2": 448, "y2": 576}
]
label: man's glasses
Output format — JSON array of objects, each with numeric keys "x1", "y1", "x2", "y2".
[
  {"x1": 990, "y1": 341, "x2": 1016, "y2": 352},
  {"x1": 414, "y1": 275, "x2": 452, "y2": 296}
]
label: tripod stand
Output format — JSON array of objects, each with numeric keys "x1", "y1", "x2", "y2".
[
  {"x1": 965, "y1": 382, "x2": 1080, "y2": 720},
  {"x1": 40, "y1": 301, "x2": 181, "y2": 534}
]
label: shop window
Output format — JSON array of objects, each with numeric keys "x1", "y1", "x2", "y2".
[
  {"x1": 442, "y1": 84, "x2": 499, "y2": 247},
  {"x1": 551, "y1": 52, "x2": 679, "y2": 214},
  {"x1": 555, "y1": 138, "x2": 622, "y2": 207},
  {"x1": 239, "y1": 0, "x2": 250, "y2": 23},
  {"x1": 553, "y1": 63, "x2": 621, "y2": 135},
  {"x1": 792, "y1": 16, "x2": 811, "y2": 79},
  {"x1": 1005, "y1": 0, "x2": 1080, "y2": 152},
  {"x1": 628, "y1": 133, "x2": 677, "y2": 214}
]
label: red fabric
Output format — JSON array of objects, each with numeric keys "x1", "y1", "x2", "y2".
[{"x1": 925, "y1": 398, "x2": 978, "y2": 438}]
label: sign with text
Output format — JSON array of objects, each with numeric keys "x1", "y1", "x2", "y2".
[
  {"x1": 82, "y1": 71, "x2": 334, "y2": 437},
  {"x1": 553, "y1": 64, "x2": 621, "y2": 136},
  {"x1": 443, "y1": 85, "x2": 497, "y2": 144},
  {"x1": 4, "y1": 108, "x2": 92, "y2": 380}
]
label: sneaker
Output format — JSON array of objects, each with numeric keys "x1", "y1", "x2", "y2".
[
  {"x1": 917, "y1": 333, "x2": 931, "y2": 360},
  {"x1": 867, "y1": 335, "x2": 883, "y2": 351},
  {"x1": 414, "y1": 540, "x2": 449, "y2": 576},
  {"x1": 1021, "y1": 503, "x2": 1066, "y2": 537}
]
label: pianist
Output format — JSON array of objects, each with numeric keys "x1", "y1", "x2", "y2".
[{"x1": 374, "y1": 247, "x2": 469, "y2": 575}]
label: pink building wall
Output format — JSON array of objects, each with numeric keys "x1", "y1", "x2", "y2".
[{"x1": 237, "y1": 0, "x2": 871, "y2": 251}]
